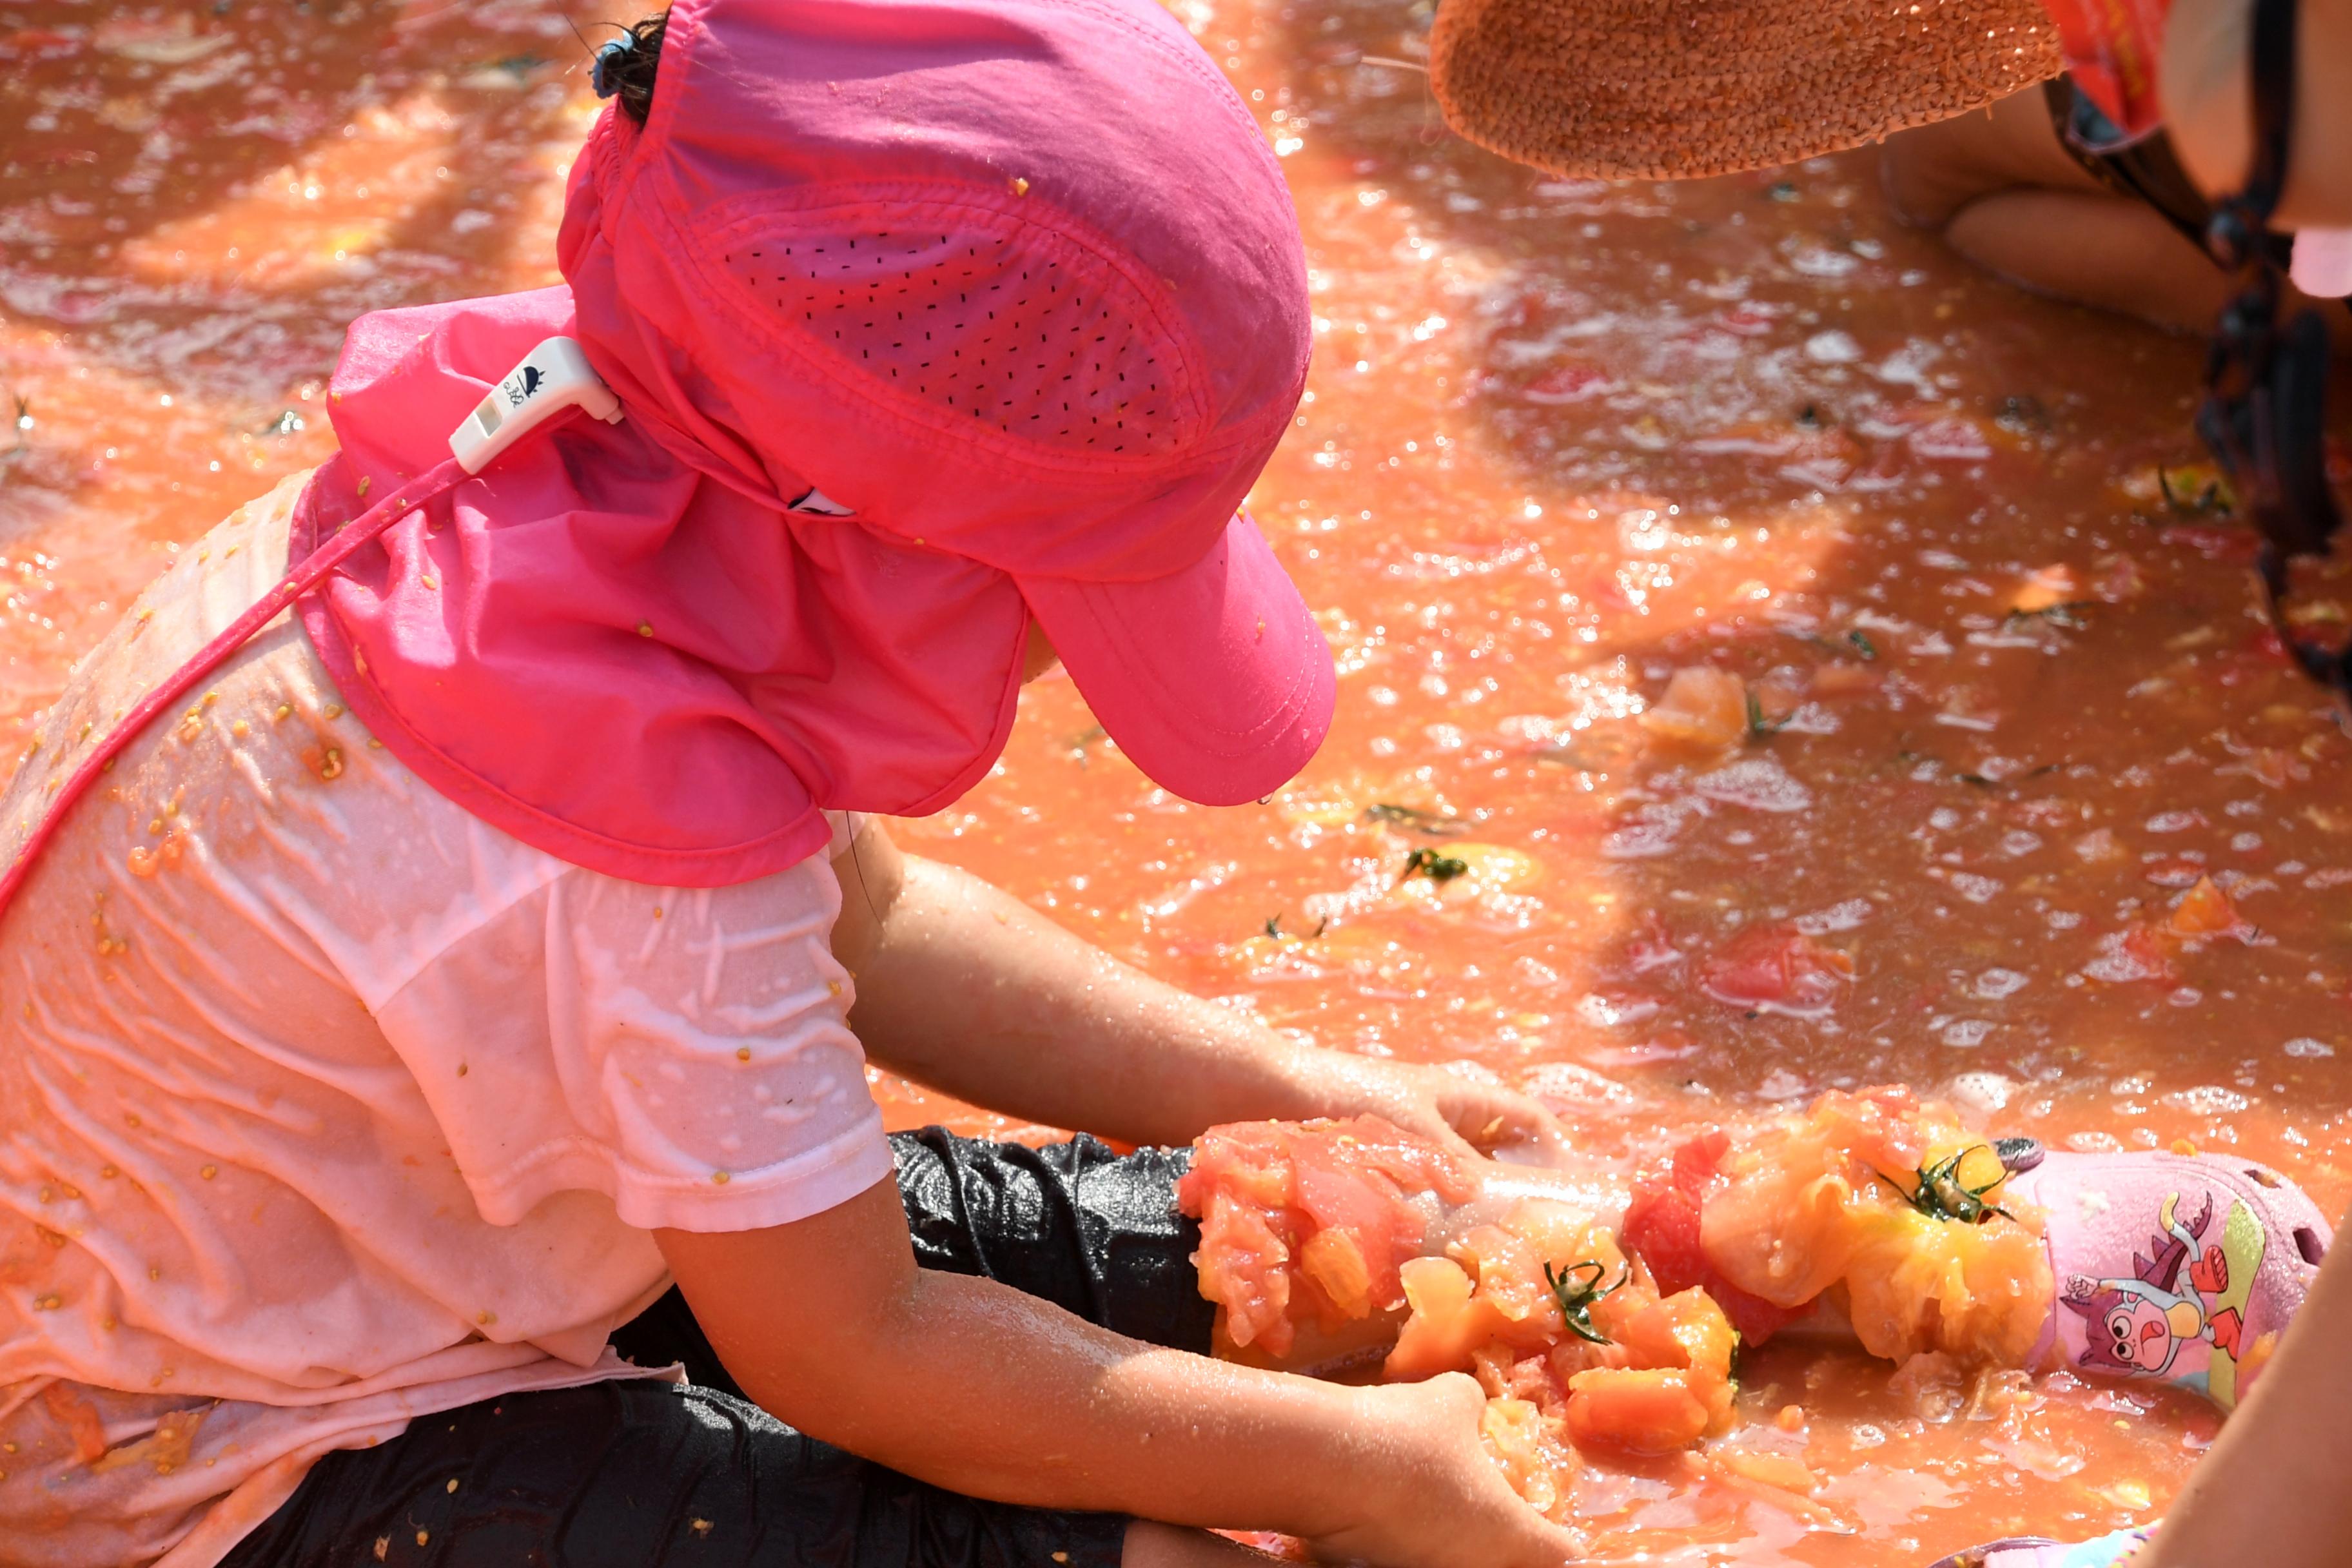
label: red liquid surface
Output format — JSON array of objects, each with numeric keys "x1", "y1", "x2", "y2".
[{"x1": 3, "y1": 0, "x2": 2347, "y2": 1561}]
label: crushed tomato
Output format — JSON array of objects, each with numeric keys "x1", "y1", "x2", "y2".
[
  {"x1": 1177, "y1": 1116, "x2": 1475, "y2": 1356},
  {"x1": 1185, "y1": 1090, "x2": 2068, "y2": 1516},
  {"x1": 1634, "y1": 1088, "x2": 2053, "y2": 1366}
]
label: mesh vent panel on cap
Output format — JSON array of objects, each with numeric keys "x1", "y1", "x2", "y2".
[{"x1": 718, "y1": 201, "x2": 1195, "y2": 458}]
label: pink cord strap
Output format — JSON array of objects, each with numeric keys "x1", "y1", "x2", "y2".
[{"x1": 0, "y1": 456, "x2": 467, "y2": 922}]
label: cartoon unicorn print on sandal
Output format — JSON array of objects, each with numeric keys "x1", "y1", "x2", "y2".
[
  {"x1": 2008, "y1": 1146, "x2": 2331, "y2": 1408},
  {"x1": 2063, "y1": 1190, "x2": 2255, "y2": 1388}
]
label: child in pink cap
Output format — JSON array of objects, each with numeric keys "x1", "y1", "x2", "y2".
[{"x1": 0, "y1": 4, "x2": 1578, "y2": 1567}]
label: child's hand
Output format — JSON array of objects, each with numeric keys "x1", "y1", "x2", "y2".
[
  {"x1": 1305, "y1": 1374, "x2": 1581, "y2": 1568},
  {"x1": 1286, "y1": 1052, "x2": 1572, "y2": 1164}
]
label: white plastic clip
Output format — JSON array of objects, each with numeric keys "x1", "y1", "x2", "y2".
[{"x1": 448, "y1": 337, "x2": 623, "y2": 475}]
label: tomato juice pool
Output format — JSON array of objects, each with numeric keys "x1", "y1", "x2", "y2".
[{"x1": 3, "y1": 0, "x2": 2347, "y2": 1560}]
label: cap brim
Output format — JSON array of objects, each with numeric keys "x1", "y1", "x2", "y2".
[
  {"x1": 1019, "y1": 514, "x2": 1335, "y2": 807},
  {"x1": 1429, "y1": 0, "x2": 2062, "y2": 181}
]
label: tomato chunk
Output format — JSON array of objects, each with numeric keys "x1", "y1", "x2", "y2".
[
  {"x1": 2168, "y1": 875, "x2": 2250, "y2": 939},
  {"x1": 1179, "y1": 1115, "x2": 1475, "y2": 1355},
  {"x1": 1640, "y1": 665, "x2": 1748, "y2": 749},
  {"x1": 1640, "y1": 1090, "x2": 2054, "y2": 1366},
  {"x1": 1622, "y1": 1130, "x2": 1796, "y2": 1344},
  {"x1": 1698, "y1": 926, "x2": 1854, "y2": 1017},
  {"x1": 1563, "y1": 1368, "x2": 1713, "y2": 1455}
]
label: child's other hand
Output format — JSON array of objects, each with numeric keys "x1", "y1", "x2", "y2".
[
  {"x1": 1305, "y1": 1374, "x2": 1581, "y2": 1568},
  {"x1": 1288, "y1": 1052, "x2": 1571, "y2": 1164}
]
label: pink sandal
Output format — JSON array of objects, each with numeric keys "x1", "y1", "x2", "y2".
[
  {"x1": 2000, "y1": 1142, "x2": 2331, "y2": 1409},
  {"x1": 1927, "y1": 1526, "x2": 2153, "y2": 1568},
  {"x1": 1921, "y1": 1147, "x2": 2324, "y2": 1567}
]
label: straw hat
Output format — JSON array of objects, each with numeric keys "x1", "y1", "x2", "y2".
[{"x1": 1429, "y1": 0, "x2": 2065, "y2": 181}]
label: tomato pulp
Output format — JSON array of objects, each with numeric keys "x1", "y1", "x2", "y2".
[{"x1": 2, "y1": 0, "x2": 2347, "y2": 1560}]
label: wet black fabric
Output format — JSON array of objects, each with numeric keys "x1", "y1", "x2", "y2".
[
  {"x1": 890, "y1": 1127, "x2": 1213, "y2": 1355},
  {"x1": 219, "y1": 1130, "x2": 1208, "y2": 1568},
  {"x1": 213, "y1": 1382, "x2": 1132, "y2": 1568}
]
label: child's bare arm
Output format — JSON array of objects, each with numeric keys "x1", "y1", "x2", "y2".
[
  {"x1": 654, "y1": 1181, "x2": 1579, "y2": 1568},
  {"x1": 829, "y1": 819, "x2": 1566, "y2": 1157}
]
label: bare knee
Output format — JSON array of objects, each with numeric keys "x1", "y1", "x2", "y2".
[
  {"x1": 1879, "y1": 124, "x2": 1979, "y2": 229},
  {"x1": 1879, "y1": 85, "x2": 2104, "y2": 230}
]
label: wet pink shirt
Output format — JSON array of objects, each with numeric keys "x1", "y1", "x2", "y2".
[{"x1": 0, "y1": 476, "x2": 893, "y2": 1567}]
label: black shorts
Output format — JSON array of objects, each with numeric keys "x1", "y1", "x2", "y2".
[{"x1": 219, "y1": 1130, "x2": 1212, "y2": 1568}]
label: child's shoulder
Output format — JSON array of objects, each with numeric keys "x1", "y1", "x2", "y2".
[{"x1": 0, "y1": 466, "x2": 319, "y2": 851}]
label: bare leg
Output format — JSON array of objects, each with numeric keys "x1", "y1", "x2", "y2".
[
  {"x1": 1942, "y1": 191, "x2": 2236, "y2": 334},
  {"x1": 1878, "y1": 88, "x2": 2113, "y2": 227},
  {"x1": 1879, "y1": 89, "x2": 2230, "y2": 333},
  {"x1": 1123, "y1": 1520, "x2": 1282, "y2": 1568},
  {"x1": 1881, "y1": 84, "x2": 2352, "y2": 342},
  {"x1": 2139, "y1": 1206, "x2": 2352, "y2": 1568}
]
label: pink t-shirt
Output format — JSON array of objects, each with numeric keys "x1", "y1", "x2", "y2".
[{"x1": 0, "y1": 475, "x2": 895, "y2": 1567}]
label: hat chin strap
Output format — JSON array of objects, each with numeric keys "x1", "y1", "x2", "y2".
[
  {"x1": 449, "y1": 336, "x2": 624, "y2": 474},
  {"x1": 0, "y1": 338, "x2": 619, "y2": 924}
]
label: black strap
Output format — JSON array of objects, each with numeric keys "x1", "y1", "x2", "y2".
[{"x1": 2043, "y1": 79, "x2": 2216, "y2": 251}]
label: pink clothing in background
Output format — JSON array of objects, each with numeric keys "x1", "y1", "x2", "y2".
[
  {"x1": 0, "y1": 477, "x2": 890, "y2": 1568},
  {"x1": 2291, "y1": 229, "x2": 2352, "y2": 299}
]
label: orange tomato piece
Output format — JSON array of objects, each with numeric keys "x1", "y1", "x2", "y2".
[
  {"x1": 1298, "y1": 1228, "x2": 1374, "y2": 1319},
  {"x1": 1384, "y1": 1256, "x2": 1498, "y2": 1379},
  {"x1": 1563, "y1": 1367, "x2": 1714, "y2": 1455},
  {"x1": 39, "y1": 1381, "x2": 110, "y2": 1466},
  {"x1": 1451, "y1": 1223, "x2": 1567, "y2": 1351},
  {"x1": 1640, "y1": 665, "x2": 1749, "y2": 749},
  {"x1": 1651, "y1": 1088, "x2": 2053, "y2": 1374},
  {"x1": 2168, "y1": 875, "x2": 2248, "y2": 937},
  {"x1": 1712, "y1": 1447, "x2": 1819, "y2": 1494},
  {"x1": 1842, "y1": 1206, "x2": 2052, "y2": 1365},
  {"x1": 1659, "y1": 1288, "x2": 1738, "y2": 1384},
  {"x1": 2010, "y1": 564, "x2": 2081, "y2": 613},
  {"x1": 1809, "y1": 661, "x2": 1881, "y2": 697}
]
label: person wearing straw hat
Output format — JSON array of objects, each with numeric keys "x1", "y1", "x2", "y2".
[
  {"x1": 1422, "y1": 0, "x2": 2352, "y2": 210},
  {"x1": 0, "y1": 4, "x2": 1590, "y2": 1567},
  {"x1": 1879, "y1": 81, "x2": 2351, "y2": 334},
  {"x1": 1426, "y1": 0, "x2": 2351, "y2": 299},
  {"x1": 1434, "y1": 3, "x2": 2351, "y2": 1566}
]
